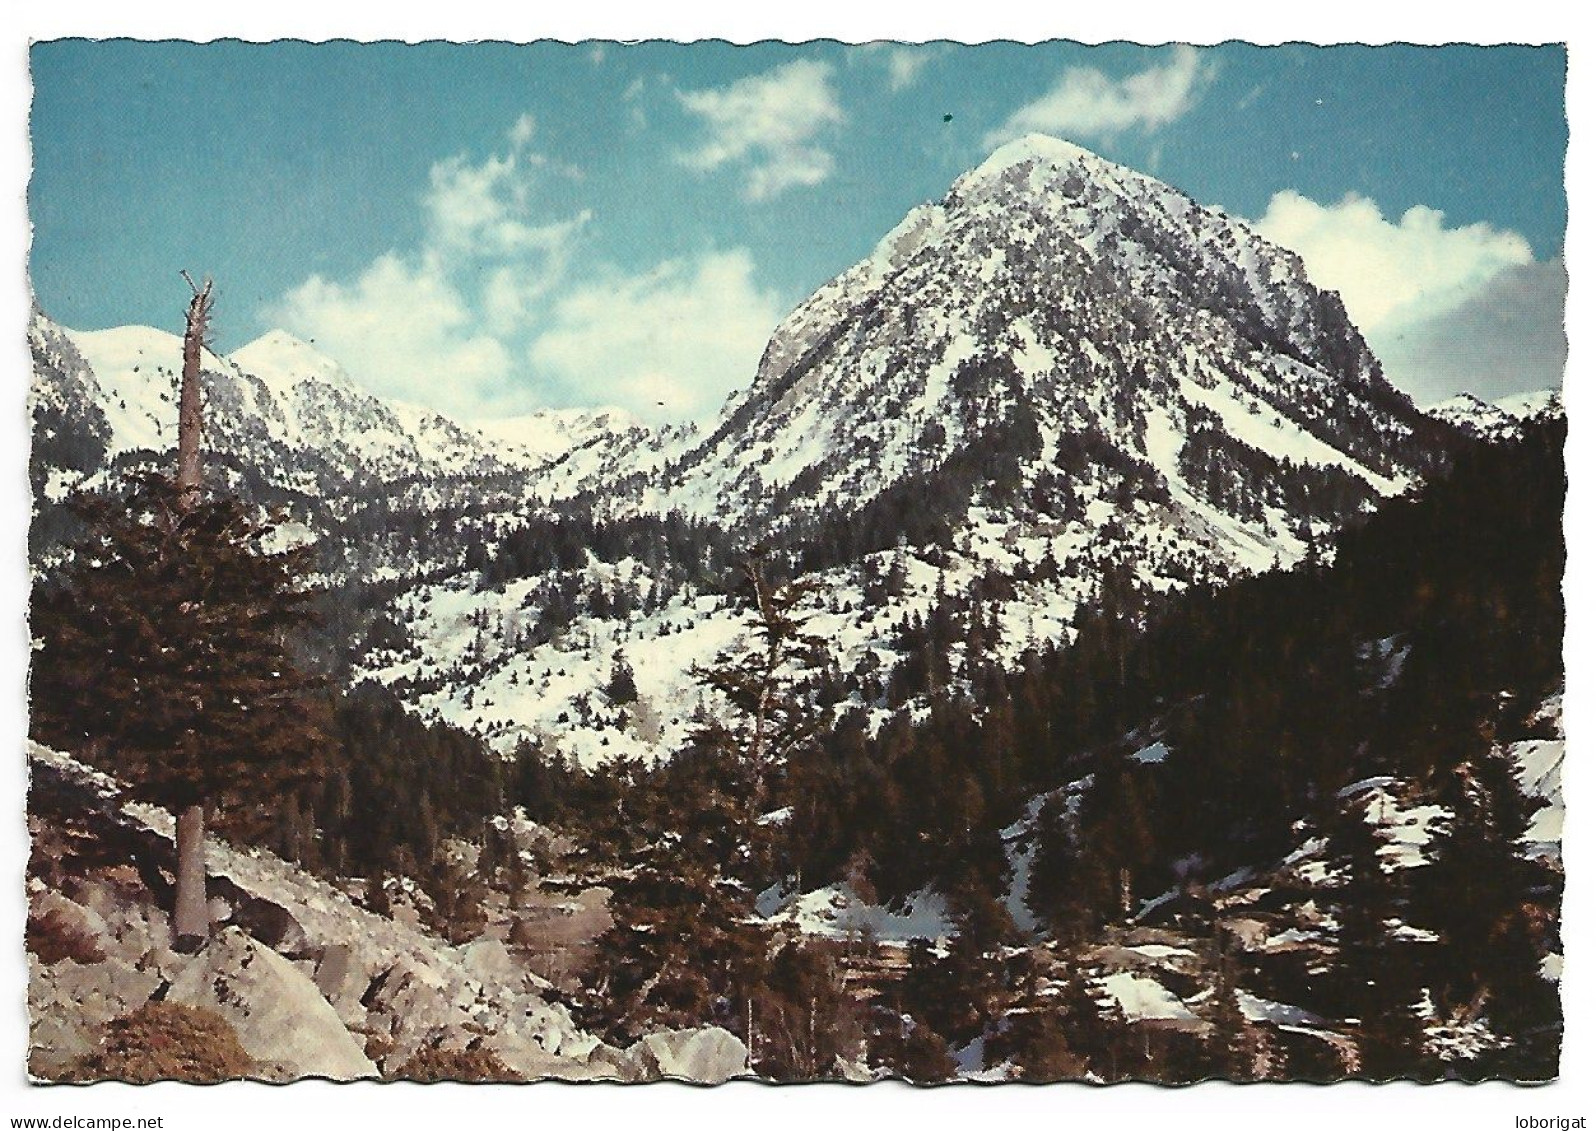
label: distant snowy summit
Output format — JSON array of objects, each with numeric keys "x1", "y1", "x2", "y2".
[
  {"x1": 1427, "y1": 389, "x2": 1564, "y2": 442},
  {"x1": 27, "y1": 311, "x2": 679, "y2": 507}
]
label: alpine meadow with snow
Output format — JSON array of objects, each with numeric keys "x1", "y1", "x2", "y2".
[{"x1": 23, "y1": 40, "x2": 1567, "y2": 1090}]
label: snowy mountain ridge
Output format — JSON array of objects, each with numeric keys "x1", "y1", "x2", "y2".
[
  {"x1": 29, "y1": 313, "x2": 671, "y2": 505},
  {"x1": 33, "y1": 136, "x2": 1457, "y2": 767},
  {"x1": 651, "y1": 133, "x2": 1430, "y2": 553},
  {"x1": 345, "y1": 135, "x2": 1452, "y2": 765}
]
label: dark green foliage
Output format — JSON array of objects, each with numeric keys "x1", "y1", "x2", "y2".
[
  {"x1": 692, "y1": 556, "x2": 828, "y2": 831},
  {"x1": 577, "y1": 748, "x2": 764, "y2": 1041},
  {"x1": 30, "y1": 473, "x2": 328, "y2": 837},
  {"x1": 309, "y1": 684, "x2": 506, "y2": 879},
  {"x1": 990, "y1": 1010, "x2": 1087, "y2": 1080},
  {"x1": 606, "y1": 652, "x2": 639, "y2": 705},
  {"x1": 750, "y1": 938, "x2": 868, "y2": 1079},
  {"x1": 469, "y1": 509, "x2": 736, "y2": 594},
  {"x1": 577, "y1": 556, "x2": 837, "y2": 1046},
  {"x1": 772, "y1": 422, "x2": 1563, "y2": 939},
  {"x1": 1180, "y1": 423, "x2": 1373, "y2": 528},
  {"x1": 580, "y1": 810, "x2": 769, "y2": 1043},
  {"x1": 873, "y1": 1016, "x2": 959, "y2": 1083},
  {"x1": 733, "y1": 423, "x2": 1559, "y2": 1081}
]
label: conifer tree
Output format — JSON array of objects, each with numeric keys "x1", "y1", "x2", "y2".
[
  {"x1": 693, "y1": 554, "x2": 828, "y2": 828},
  {"x1": 31, "y1": 275, "x2": 327, "y2": 947}
]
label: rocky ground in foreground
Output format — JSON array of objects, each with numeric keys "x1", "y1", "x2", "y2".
[{"x1": 25, "y1": 743, "x2": 748, "y2": 1084}]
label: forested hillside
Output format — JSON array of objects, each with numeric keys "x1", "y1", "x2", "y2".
[{"x1": 507, "y1": 420, "x2": 1563, "y2": 1080}]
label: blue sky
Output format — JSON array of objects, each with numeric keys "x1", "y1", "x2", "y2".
[{"x1": 29, "y1": 40, "x2": 1567, "y2": 418}]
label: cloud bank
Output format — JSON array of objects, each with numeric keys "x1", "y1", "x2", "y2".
[
  {"x1": 1253, "y1": 191, "x2": 1534, "y2": 335},
  {"x1": 268, "y1": 116, "x2": 783, "y2": 423},
  {"x1": 1371, "y1": 259, "x2": 1566, "y2": 405},
  {"x1": 529, "y1": 250, "x2": 785, "y2": 422}
]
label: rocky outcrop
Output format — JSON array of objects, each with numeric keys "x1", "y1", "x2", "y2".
[
  {"x1": 311, "y1": 942, "x2": 376, "y2": 1029},
  {"x1": 27, "y1": 744, "x2": 754, "y2": 1085},
  {"x1": 27, "y1": 955, "x2": 162, "y2": 1078}
]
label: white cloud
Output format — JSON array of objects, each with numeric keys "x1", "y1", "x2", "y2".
[
  {"x1": 857, "y1": 43, "x2": 943, "y2": 93},
  {"x1": 528, "y1": 249, "x2": 786, "y2": 422},
  {"x1": 424, "y1": 136, "x2": 590, "y2": 261},
  {"x1": 268, "y1": 253, "x2": 515, "y2": 417},
  {"x1": 1252, "y1": 190, "x2": 1534, "y2": 334},
  {"x1": 677, "y1": 60, "x2": 845, "y2": 201},
  {"x1": 508, "y1": 112, "x2": 537, "y2": 149},
  {"x1": 267, "y1": 119, "x2": 593, "y2": 418},
  {"x1": 269, "y1": 109, "x2": 788, "y2": 424},
  {"x1": 1251, "y1": 190, "x2": 1558, "y2": 402},
  {"x1": 985, "y1": 45, "x2": 1213, "y2": 147}
]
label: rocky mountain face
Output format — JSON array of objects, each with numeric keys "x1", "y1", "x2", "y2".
[
  {"x1": 662, "y1": 135, "x2": 1431, "y2": 559},
  {"x1": 30, "y1": 137, "x2": 1473, "y2": 767},
  {"x1": 28, "y1": 311, "x2": 688, "y2": 583}
]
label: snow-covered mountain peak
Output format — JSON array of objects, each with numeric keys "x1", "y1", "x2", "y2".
[
  {"x1": 68, "y1": 323, "x2": 230, "y2": 379},
  {"x1": 1495, "y1": 388, "x2": 1563, "y2": 422},
  {"x1": 950, "y1": 132, "x2": 1197, "y2": 228},
  {"x1": 673, "y1": 138, "x2": 1428, "y2": 547},
  {"x1": 957, "y1": 133, "x2": 1106, "y2": 187},
  {"x1": 477, "y1": 406, "x2": 643, "y2": 464},
  {"x1": 230, "y1": 329, "x2": 355, "y2": 394}
]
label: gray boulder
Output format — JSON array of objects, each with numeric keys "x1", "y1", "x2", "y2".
[
  {"x1": 457, "y1": 937, "x2": 520, "y2": 988},
  {"x1": 360, "y1": 952, "x2": 479, "y2": 1060},
  {"x1": 456, "y1": 936, "x2": 556, "y2": 994},
  {"x1": 626, "y1": 1027, "x2": 750, "y2": 1084},
  {"x1": 63, "y1": 879, "x2": 174, "y2": 967},
  {"x1": 310, "y1": 942, "x2": 375, "y2": 1029},
  {"x1": 231, "y1": 895, "x2": 311, "y2": 956},
  {"x1": 166, "y1": 927, "x2": 377, "y2": 1080}
]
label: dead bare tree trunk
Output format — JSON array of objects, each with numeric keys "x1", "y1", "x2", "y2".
[
  {"x1": 173, "y1": 804, "x2": 209, "y2": 947},
  {"x1": 172, "y1": 271, "x2": 214, "y2": 950},
  {"x1": 176, "y1": 272, "x2": 212, "y2": 511}
]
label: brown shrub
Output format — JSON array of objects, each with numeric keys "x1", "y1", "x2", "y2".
[
  {"x1": 60, "y1": 1002, "x2": 256, "y2": 1083},
  {"x1": 388, "y1": 1044, "x2": 522, "y2": 1083},
  {"x1": 25, "y1": 906, "x2": 105, "y2": 966}
]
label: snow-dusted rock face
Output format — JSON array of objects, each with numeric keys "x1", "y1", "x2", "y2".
[
  {"x1": 27, "y1": 308, "x2": 684, "y2": 591},
  {"x1": 662, "y1": 133, "x2": 1433, "y2": 566},
  {"x1": 1512, "y1": 692, "x2": 1564, "y2": 862},
  {"x1": 29, "y1": 313, "x2": 683, "y2": 505},
  {"x1": 350, "y1": 137, "x2": 1448, "y2": 765},
  {"x1": 48, "y1": 322, "x2": 511, "y2": 490}
]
